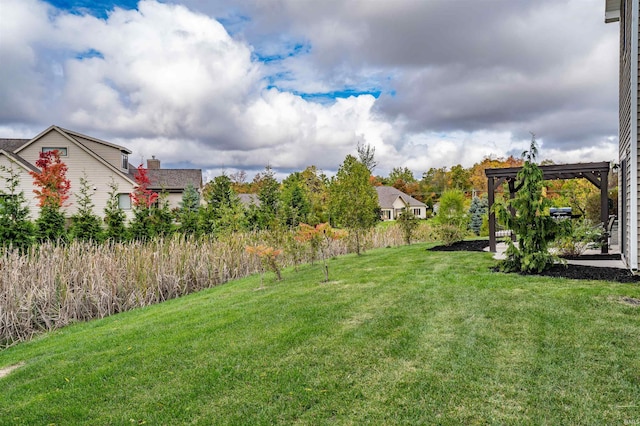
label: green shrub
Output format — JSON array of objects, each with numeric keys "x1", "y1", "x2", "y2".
[
  {"x1": 434, "y1": 223, "x2": 469, "y2": 246},
  {"x1": 552, "y1": 219, "x2": 603, "y2": 256}
]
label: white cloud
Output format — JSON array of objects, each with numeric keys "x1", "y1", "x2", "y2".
[{"x1": 0, "y1": 0, "x2": 622, "y2": 180}]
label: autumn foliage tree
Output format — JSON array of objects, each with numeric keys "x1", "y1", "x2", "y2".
[
  {"x1": 296, "y1": 222, "x2": 347, "y2": 282},
  {"x1": 129, "y1": 164, "x2": 159, "y2": 241},
  {"x1": 30, "y1": 150, "x2": 71, "y2": 242}
]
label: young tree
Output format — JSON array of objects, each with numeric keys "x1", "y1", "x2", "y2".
[
  {"x1": 69, "y1": 172, "x2": 103, "y2": 242},
  {"x1": 104, "y1": 179, "x2": 128, "y2": 242},
  {"x1": 129, "y1": 164, "x2": 158, "y2": 241},
  {"x1": 0, "y1": 162, "x2": 35, "y2": 251},
  {"x1": 296, "y1": 223, "x2": 347, "y2": 282},
  {"x1": 177, "y1": 184, "x2": 200, "y2": 236},
  {"x1": 30, "y1": 150, "x2": 71, "y2": 243},
  {"x1": 397, "y1": 201, "x2": 420, "y2": 245},
  {"x1": 494, "y1": 136, "x2": 566, "y2": 273},
  {"x1": 433, "y1": 189, "x2": 468, "y2": 246},
  {"x1": 329, "y1": 155, "x2": 379, "y2": 255}
]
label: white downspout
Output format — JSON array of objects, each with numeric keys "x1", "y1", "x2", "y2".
[{"x1": 631, "y1": 0, "x2": 639, "y2": 270}]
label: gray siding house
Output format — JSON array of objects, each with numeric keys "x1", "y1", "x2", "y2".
[
  {"x1": 0, "y1": 125, "x2": 202, "y2": 219},
  {"x1": 606, "y1": 0, "x2": 640, "y2": 270}
]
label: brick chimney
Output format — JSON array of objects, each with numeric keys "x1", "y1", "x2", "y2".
[{"x1": 147, "y1": 155, "x2": 161, "y2": 169}]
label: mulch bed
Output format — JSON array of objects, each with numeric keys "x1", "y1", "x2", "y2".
[{"x1": 428, "y1": 240, "x2": 640, "y2": 283}]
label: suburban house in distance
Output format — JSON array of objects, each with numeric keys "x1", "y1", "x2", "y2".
[
  {"x1": 606, "y1": 0, "x2": 640, "y2": 271},
  {"x1": 0, "y1": 125, "x2": 202, "y2": 219},
  {"x1": 375, "y1": 186, "x2": 428, "y2": 220}
]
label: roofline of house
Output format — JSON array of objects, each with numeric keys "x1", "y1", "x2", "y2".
[{"x1": 16, "y1": 126, "x2": 136, "y2": 187}]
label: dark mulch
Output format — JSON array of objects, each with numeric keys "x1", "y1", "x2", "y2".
[
  {"x1": 428, "y1": 240, "x2": 491, "y2": 252},
  {"x1": 428, "y1": 239, "x2": 640, "y2": 283}
]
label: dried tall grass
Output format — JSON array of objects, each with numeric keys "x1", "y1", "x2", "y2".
[{"x1": 0, "y1": 223, "x2": 435, "y2": 347}]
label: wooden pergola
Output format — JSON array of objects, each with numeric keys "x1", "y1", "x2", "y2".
[{"x1": 485, "y1": 161, "x2": 611, "y2": 253}]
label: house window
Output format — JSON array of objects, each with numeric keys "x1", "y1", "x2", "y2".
[
  {"x1": 118, "y1": 193, "x2": 131, "y2": 210},
  {"x1": 121, "y1": 153, "x2": 128, "y2": 170},
  {"x1": 382, "y1": 210, "x2": 392, "y2": 220},
  {"x1": 412, "y1": 208, "x2": 422, "y2": 216},
  {"x1": 42, "y1": 147, "x2": 68, "y2": 156}
]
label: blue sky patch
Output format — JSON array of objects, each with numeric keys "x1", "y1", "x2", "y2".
[
  {"x1": 75, "y1": 49, "x2": 104, "y2": 60},
  {"x1": 44, "y1": 0, "x2": 139, "y2": 19},
  {"x1": 252, "y1": 42, "x2": 311, "y2": 64},
  {"x1": 296, "y1": 88, "x2": 382, "y2": 102}
]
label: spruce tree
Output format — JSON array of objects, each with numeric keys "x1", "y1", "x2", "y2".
[
  {"x1": 104, "y1": 179, "x2": 128, "y2": 242},
  {"x1": 468, "y1": 196, "x2": 487, "y2": 236},
  {"x1": 177, "y1": 184, "x2": 200, "y2": 236},
  {"x1": 69, "y1": 173, "x2": 103, "y2": 242},
  {"x1": 0, "y1": 163, "x2": 35, "y2": 252}
]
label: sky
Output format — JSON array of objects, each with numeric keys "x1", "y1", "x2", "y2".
[{"x1": 0, "y1": 0, "x2": 620, "y2": 181}]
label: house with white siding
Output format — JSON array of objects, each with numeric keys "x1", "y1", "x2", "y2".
[
  {"x1": 375, "y1": 186, "x2": 427, "y2": 220},
  {"x1": 0, "y1": 125, "x2": 202, "y2": 219},
  {"x1": 606, "y1": 0, "x2": 640, "y2": 271}
]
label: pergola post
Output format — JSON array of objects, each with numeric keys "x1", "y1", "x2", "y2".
[
  {"x1": 488, "y1": 177, "x2": 496, "y2": 252},
  {"x1": 508, "y1": 179, "x2": 517, "y2": 243},
  {"x1": 601, "y1": 171, "x2": 609, "y2": 254}
]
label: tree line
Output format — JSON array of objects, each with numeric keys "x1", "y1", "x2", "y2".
[{"x1": 0, "y1": 145, "x2": 617, "y2": 254}]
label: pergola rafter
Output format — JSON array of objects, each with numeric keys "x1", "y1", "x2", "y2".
[{"x1": 485, "y1": 161, "x2": 611, "y2": 254}]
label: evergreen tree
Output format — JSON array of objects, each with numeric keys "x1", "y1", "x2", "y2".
[
  {"x1": 200, "y1": 173, "x2": 245, "y2": 235},
  {"x1": 69, "y1": 173, "x2": 103, "y2": 242},
  {"x1": 494, "y1": 136, "x2": 566, "y2": 273},
  {"x1": 177, "y1": 184, "x2": 200, "y2": 236},
  {"x1": 150, "y1": 191, "x2": 175, "y2": 237},
  {"x1": 256, "y1": 165, "x2": 280, "y2": 229},
  {"x1": 104, "y1": 179, "x2": 128, "y2": 242},
  {"x1": 0, "y1": 163, "x2": 35, "y2": 251},
  {"x1": 468, "y1": 196, "x2": 487, "y2": 236},
  {"x1": 279, "y1": 172, "x2": 311, "y2": 227},
  {"x1": 329, "y1": 155, "x2": 379, "y2": 255}
]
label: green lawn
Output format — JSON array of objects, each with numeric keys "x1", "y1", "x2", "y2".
[{"x1": 0, "y1": 244, "x2": 639, "y2": 425}]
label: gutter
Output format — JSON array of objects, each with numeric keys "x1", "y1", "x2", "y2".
[{"x1": 631, "y1": 0, "x2": 639, "y2": 270}]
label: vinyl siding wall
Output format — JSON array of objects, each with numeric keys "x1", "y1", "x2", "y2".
[
  {"x1": 17, "y1": 130, "x2": 135, "y2": 219},
  {"x1": 619, "y1": 0, "x2": 634, "y2": 265},
  {"x1": 72, "y1": 135, "x2": 128, "y2": 173},
  {"x1": 0, "y1": 156, "x2": 38, "y2": 217}
]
